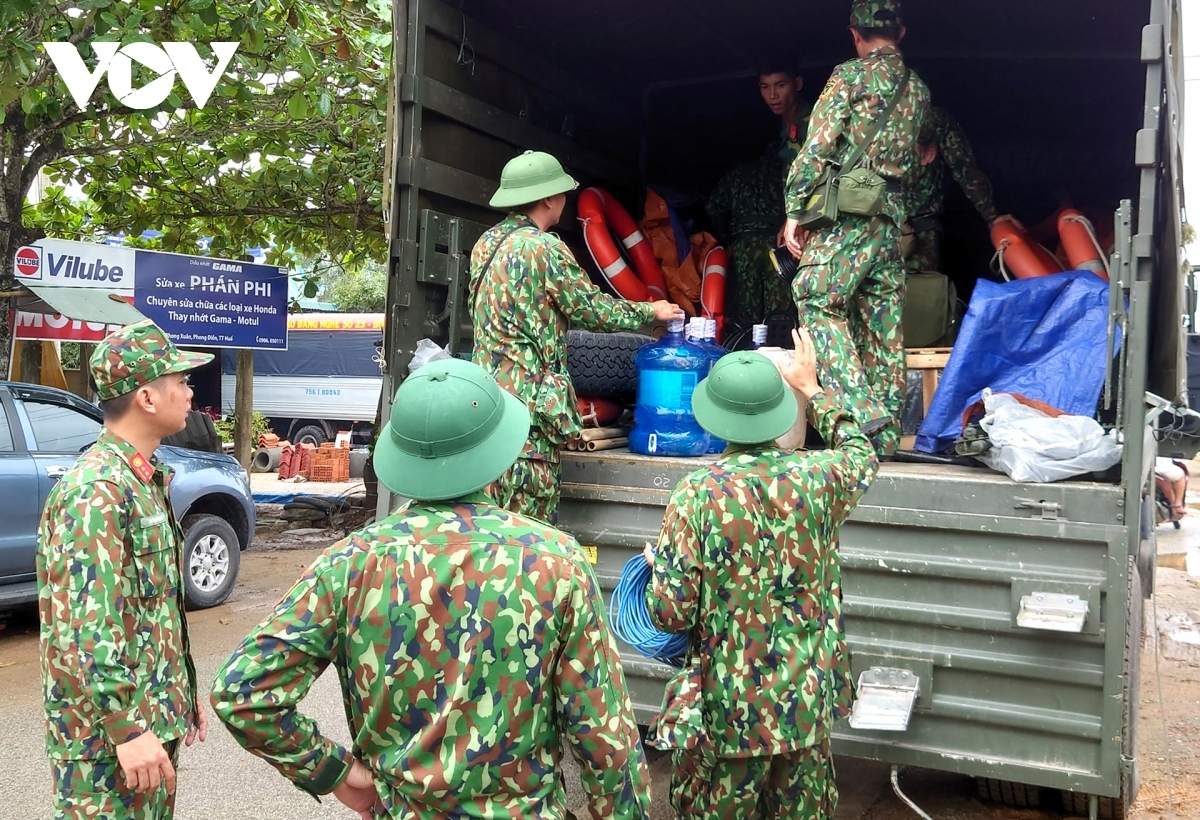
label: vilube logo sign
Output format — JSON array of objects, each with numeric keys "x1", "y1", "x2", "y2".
[{"x1": 42, "y1": 41, "x2": 239, "y2": 111}]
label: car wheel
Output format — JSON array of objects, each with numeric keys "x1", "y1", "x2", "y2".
[
  {"x1": 292, "y1": 423, "x2": 327, "y2": 447},
  {"x1": 181, "y1": 513, "x2": 241, "y2": 610}
]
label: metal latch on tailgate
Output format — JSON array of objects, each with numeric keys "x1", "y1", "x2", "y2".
[
  {"x1": 1014, "y1": 497, "x2": 1063, "y2": 520},
  {"x1": 1016, "y1": 592, "x2": 1089, "y2": 633},
  {"x1": 848, "y1": 667, "x2": 920, "y2": 732}
]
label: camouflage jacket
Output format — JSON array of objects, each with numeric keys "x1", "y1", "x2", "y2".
[
  {"x1": 211, "y1": 496, "x2": 651, "y2": 819},
  {"x1": 470, "y1": 213, "x2": 656, "y2": 456},
  {"x1": 908, "y1": 107, "x2": 998, "y2": 223},
  {"x1": 785, "y1": 44, "x2": 930, "y2": 226},
  {"x1": 37, "y1": 428, "x2": 195, "y2": 759},
  {"x1": 707, "y1": 154, "x2": 787, "y2": 243},
  {"x1": 647, "y1": 393, "x2": 878, "y2": 757},
  {"x1": 777, "y1": 101, "x2": 814, "y2": 168}
]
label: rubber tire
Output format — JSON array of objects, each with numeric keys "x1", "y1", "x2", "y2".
[
  {"x1": 1059, "y1": 561, "x2": 1141, "y2": 820},
  {"x1": 291, "y1": 423, "x2": 328, "y2": 447},
  {"x1": 566, "y1": 330, "x2": 653, "y2": 399},
  {"x1": 180, "y1": 514, "x2": 241, "y2": 611},
  {"x1": 976, "y1": 778, "x2": 1042, "y2": 808}
]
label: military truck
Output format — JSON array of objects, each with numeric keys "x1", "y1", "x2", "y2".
[{"x1": 380, "y1": 2, "x2": 1186, "y2": 817}]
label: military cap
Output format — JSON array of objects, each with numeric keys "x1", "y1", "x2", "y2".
[
  {"x1": 850, "y1": 0, "x2": 904, "y2": 28},
  {"x1": 489, "y1": 150, "x2": 579, "y2": 209},
  {"x1": 90, "y1": 319, "x2": 213, "y2": 400},
  {"x1": 691, "y1": 351, "x2": 798, "y2": 445},
  {"x1": 374, "y1": 357, "x2": 530, "y2": 500}
]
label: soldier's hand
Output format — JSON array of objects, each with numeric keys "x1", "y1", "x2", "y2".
[
  {"x1": 185, "y1": 704, "x2": 208, "y2": 746},
  {"x1": 651, "y1": 300, "x2": 685, "y2": 322},
  {"x1": 642, "y1": 541, "x2": 656, "y2": 567},
  {"x1": 782, "y1": 328, "x2": 822, "y2": 399},
  {"x1": 775, "y1": 223, "x2": 788, "y2": 248},
  {"x1": 115, "y1": 731, "x2": 176, "y2": 794},
  {"x1": 783, "y1": 218, "x2": 807, "y2": 259},
  {"x1": 333, "y1": 759, "x2": 381, "y2": 820}
]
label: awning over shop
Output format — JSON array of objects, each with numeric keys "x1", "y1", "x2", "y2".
[{"x1": 16, "y1": 283, "x2": 146, "y2": 326}]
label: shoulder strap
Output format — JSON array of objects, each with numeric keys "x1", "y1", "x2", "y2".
[
  {"x1": 841, "y1": 66, "x2": 911, "y2": 173},
  {"x1": 478, "y1": 222, "x2": 531, "y2": 278}
]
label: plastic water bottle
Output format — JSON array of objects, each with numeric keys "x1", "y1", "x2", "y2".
[
  {"x1": 701, "y1": 319, "x2": 727, "y2": 454},
  {"x1": 629, "y1": 318, "x2": 711, "y2": 456},
  {"x1": 749, "y1": 324, "x2": 768, "y2": 350}
]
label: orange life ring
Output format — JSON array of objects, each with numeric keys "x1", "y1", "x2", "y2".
[
  {"x1": 991, "y1": 217, "x2": 1063, "y2": 280},
  {"x1": 577, "y1": 187, "x2": 668, "y2": 302},
  {"x1": 1057, "y1": 209, "x2": 1109, "y2": 281},
  {"x1": 578, "y1": 396, "x2": 623, "y2": 427},
  {"x1": 700, "y1": 245, "x2": 728, "y2": 342}
]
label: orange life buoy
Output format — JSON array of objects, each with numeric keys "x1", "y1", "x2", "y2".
[
  {"x1": 991, "y1": 217, "x2": 1063, "y2": 280},
  {"x1": 577, "y1": 187, "x2": 669, "y2": 302},
  {"x1": 700, "y1": 246, "x2": 728, "y2": 342},
  {"x1": 1057, "y1": 209, "x2": 1109, "y2": 281},
  {"x1": 578, "y1": 396, "x2": 623, "y2": 427}
]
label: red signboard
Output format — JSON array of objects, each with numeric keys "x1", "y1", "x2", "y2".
[{"x1": 14, "y1": 311, "x2": 122, "y2": 342}]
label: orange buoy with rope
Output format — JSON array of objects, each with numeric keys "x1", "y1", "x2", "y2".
[
  {"x1": 700, "y1": 245, "x2": 728, "y2": 342},
  {"x1": 578, "y1": 396, "x2": 623, "y2": 427},
  {"x1": 578, "y1": 187, "x2": 669, "y2": 302},
  {"x1": 1057, "y1": 209, "x2": 1110, "y2": 281},
  {"x1": 991, "y1": 216, "x2": 1063, "y2": 280}
]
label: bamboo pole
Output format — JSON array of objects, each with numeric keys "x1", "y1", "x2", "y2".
[
  {"x1": 580, "y1": 426, "x2": 626, "y2": 442},
  {"x1": 585, "y1": 437, "x2": 628, "y2": 452}
]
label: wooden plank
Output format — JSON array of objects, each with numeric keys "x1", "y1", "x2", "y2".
[
  {"x1": 922, "y1": 369, "x2": 940, "y2": 415},
  {"x1": 907, "y1": 352, "x2": 952, "y2": 369}
]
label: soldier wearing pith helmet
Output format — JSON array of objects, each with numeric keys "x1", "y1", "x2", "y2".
[
  {"x1": 646, "y1": 329, "x2": 878, "y2": 819},
  {"x1": 37, "y1": 319, "x2": 212, "y2": 818},
  {"x1": 470, "y1": 149, "x2": 684, "y2": 523},
  {"x1": 212, "y1": 357, "x2": 650, "y2": 818}
]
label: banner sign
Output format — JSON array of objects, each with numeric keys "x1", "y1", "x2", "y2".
[{"x1": 13, "y1": 238, "x2": 288, "y2": 350}]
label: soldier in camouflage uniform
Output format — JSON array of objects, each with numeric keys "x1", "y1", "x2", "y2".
[
  {"x1": 471, "y1": 150, "x2": 683, "y2": 522},
  {"x1": 908, "y1": 106, "x2": 1003, "y2": 272},
  {"x1": 645, "y1": 330, "x2": 878, "y2": 819},
  {"x1": 212, "y1": 358, "x2": 650, "y2": 819},
  {"x1": 783, "y1": 0, "x2": 930, "y2": 455},
  {"x1": 37, "y1": 320, "x2": 213, "y2": 818},
  {"x1": 708, "y1": 61, "x2": 813, "y2": 332}
]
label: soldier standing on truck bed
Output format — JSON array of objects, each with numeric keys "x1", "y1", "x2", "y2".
[
  {"x1": 907, "y1": 106, "x2": 1008, "y2": 273},
  {"x1": 782, "y1": 0, "x2": 929, "y2": 456},
  {"x1": 471, "y1": 149, "x2": 684, "y2": 523},
  {"x1": 708, "y1": 58, "x2": 812, "y2": 332},
  {"x1": 211, "y1": 358, "x2": 650, "y2": 819},
  {"x1": 37, "y1": 321, "x2": 212, "y2": 818},
  {"x1": 644, "y1": 329, "x2": 878, "y2": 819}
]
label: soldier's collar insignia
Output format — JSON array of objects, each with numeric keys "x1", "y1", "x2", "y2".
[{"x1": 129, "y1": 451, "x2": 155, "y2": 483}]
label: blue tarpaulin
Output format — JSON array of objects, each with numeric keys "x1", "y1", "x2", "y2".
[{"x1": 915, "y1": 270, "x2": 1115, "y2": 453}]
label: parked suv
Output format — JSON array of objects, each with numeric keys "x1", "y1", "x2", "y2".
[{"x1": 0, "y1": 382, "x2": 255, "y2": 611}]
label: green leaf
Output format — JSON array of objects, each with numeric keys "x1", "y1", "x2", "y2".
[
  {"x1": 303, "y1": 279, "x2": 319, "y2": 298},
  {"x1": 286, "y1": 92, "x2": 308, "y2": 119},
  {"x1": 315, "y1": 91, "x2": 332, "y2": 117}
]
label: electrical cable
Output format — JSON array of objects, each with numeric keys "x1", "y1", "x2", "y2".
[{"x1": 609, "y1": 553, "x2": 689, "y2": 667}]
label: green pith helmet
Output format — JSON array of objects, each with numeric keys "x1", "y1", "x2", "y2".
[
  {"x1": 488, "y1": 150, "x2": 579, "y2": 209},
  {"x1": 90, "y1": 319, "x2": 213, "y2": 400},
  {"x1": 373, "y1": 358, "x2": 530, "y2": 501},
  {"x1": 691, "y1": 351, "x2": 798, "y2": 445},
  {"x1": 850, "y1": 0, "x2": 903, "y2": 28}
]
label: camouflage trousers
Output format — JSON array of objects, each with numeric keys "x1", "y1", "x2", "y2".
[
  {"x1": 727, "y1": 235, "x2": 794, "y2": 331},
  {"x1": 52, "y1": 741, "x2": 180, "y2": 819},
  {"x1": 485, "y1": 441, "x2": 562, "y2": 524},
  {"x1": 793, "y1": 215, "x2": 905, "y2": 455},
  {"x1": 670, "y1": 736, "x2": 837, "y2": 819}
]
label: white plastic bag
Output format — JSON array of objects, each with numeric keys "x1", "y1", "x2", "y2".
[
  {"x1": 408, "y1": 338, "x2": 451, "y2": 374},
  {"x1": 977, "y1": 390, "x2": 1122, "y2": 483}
]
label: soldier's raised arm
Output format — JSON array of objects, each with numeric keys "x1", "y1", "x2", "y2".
[
  {"x1": 542, "y1": 237, "x2": 670, "y2": 331},
  {"x1": 938, "y1": 109, "x2": 998, "y2": 223}
]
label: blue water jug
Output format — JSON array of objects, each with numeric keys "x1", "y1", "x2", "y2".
[
  {"x1": 630, "y1": 318, "x2": 711, "y2": 456},
  {"x1": 700, "y1": 319, "x2": 727, "y2": 454}
]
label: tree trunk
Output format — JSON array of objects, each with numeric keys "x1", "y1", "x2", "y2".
[{"x1": 233, "y1": 349, "x2": 254, "y2": 469}]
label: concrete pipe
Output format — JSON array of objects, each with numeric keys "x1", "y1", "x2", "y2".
[{"x1": 252, "y1": 446, "x2": 283, "y2": 473}]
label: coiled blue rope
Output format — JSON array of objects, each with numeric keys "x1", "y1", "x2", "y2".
[{"x1": 609, "y1": 553, "x2": 689, "y2": 668}]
